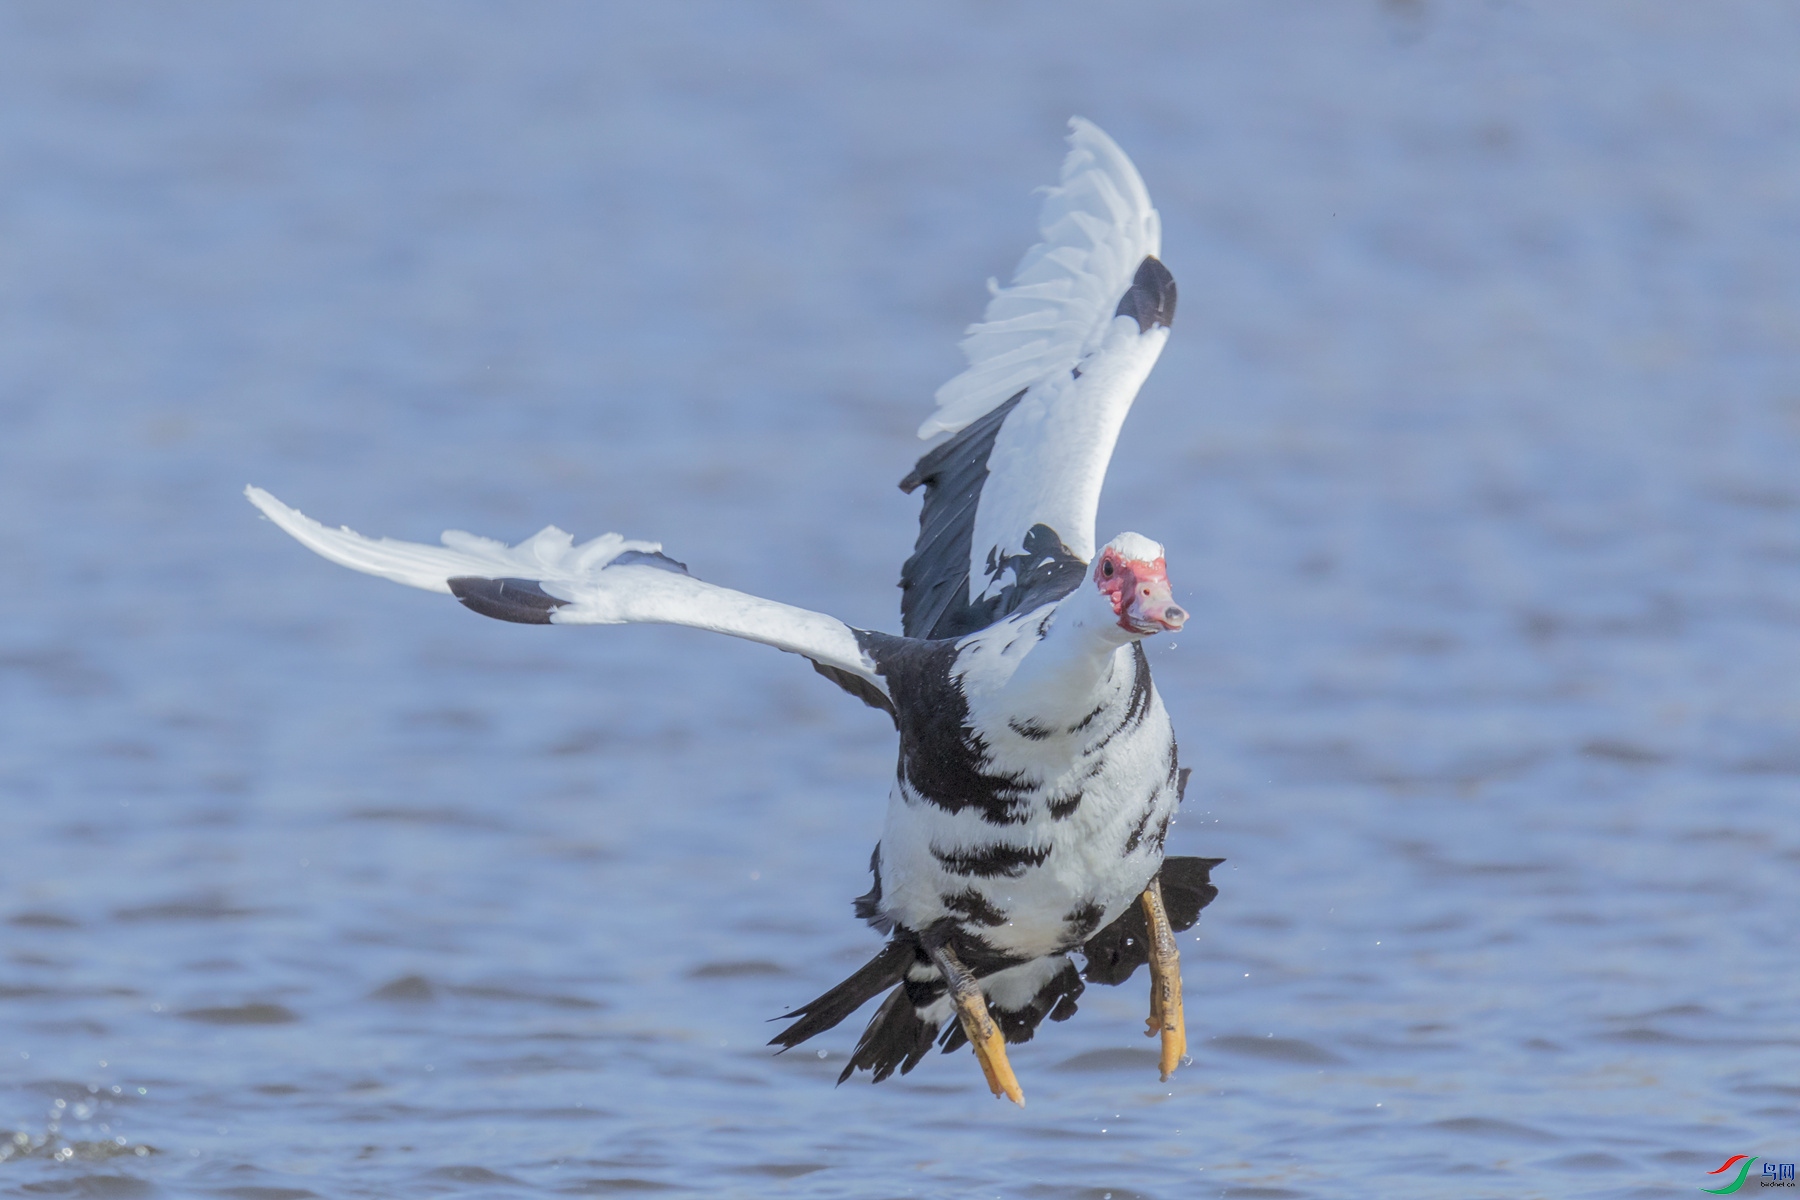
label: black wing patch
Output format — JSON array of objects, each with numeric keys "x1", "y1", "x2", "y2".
[
  {"x1": 898, "y1": 389, "x2": 1027, "y2": 639},
  {"x1": 973, "y1": 524, "x2": 1089, "y2": 634},
  {"x1": 447, "y1": 550, "x2": 689, "y2": 626},
  {"x1": 447, "y1": 577, "x2": 569, "y2": 624},
  {"x1": 897, "y1": 388, "x2": 1087, "y2": 641},
  {"x1": 862, "y1": 633, "x2": 1034, "y2": 827},
  {"x1": 1114, "y1": 255, "x2": 1177, "y2": 333}
]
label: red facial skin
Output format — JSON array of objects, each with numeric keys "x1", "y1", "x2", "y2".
[{"x1": 1094, "y1": 548, "x2": 1188, "y2": 635}]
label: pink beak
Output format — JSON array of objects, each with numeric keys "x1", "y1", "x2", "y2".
[{"x1": 1125, "y1": 577, "x2": 1187, "y2": 634}]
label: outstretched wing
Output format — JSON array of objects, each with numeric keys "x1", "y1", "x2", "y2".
[
  {"x1": 900, "y1": 118, "x2": 1176, "y2": 641},
  {"x1": 246, "y1": 487, "x2": 892, "y2": 716}
]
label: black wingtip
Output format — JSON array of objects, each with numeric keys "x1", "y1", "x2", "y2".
[
  {"x1": 1114, "y1": 255, "x2": 1177, "y2": 332},
  {"x1": 446, "y1": 577, "x2": 569, "y2": 625}
]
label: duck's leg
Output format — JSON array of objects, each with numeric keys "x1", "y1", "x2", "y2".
[
  {"x1": 925, "y1": 942, "x2": 1025, "y2": 1106},
  {"x1": 1141, "y1": 875, "x2": 1187, "y2": 1080}
]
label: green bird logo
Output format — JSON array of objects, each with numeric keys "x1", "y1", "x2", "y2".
[{"x1": 1702, "y1": 1156, "x2": 1758, "y2": 1194}]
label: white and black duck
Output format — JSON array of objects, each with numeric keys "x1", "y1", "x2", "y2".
[{"x1": 248, "y1": 118, "x2": 1220, "y2": 1104}]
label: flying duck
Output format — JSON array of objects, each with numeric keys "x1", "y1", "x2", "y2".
[{"x1": 248, "y1": 117, "x2": 1220, "y2": 1105}]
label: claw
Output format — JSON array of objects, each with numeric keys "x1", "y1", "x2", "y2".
[
  {"x1": 1141, "y1": 877, "x2": 1187, "y2": 1081},
  {"x1": 928, "y1": 943, "x2": 1025, "y2": 1106}
]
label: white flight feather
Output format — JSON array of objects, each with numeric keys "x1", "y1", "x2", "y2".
[
  {"x1": 921, "y1": 117, "x2": 1161, "y2": 439},
  {"x1": 969, "y1": 321, "x2": 1166, "y2": 584},
  {"x1": 245, "y1": 486, "x2": 885, "y2": 696}
]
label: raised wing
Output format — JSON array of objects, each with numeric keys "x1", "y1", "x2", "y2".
[
  {"x1": 899, "y1": 118, "x2": 1176, "y2": 640},
  {"x1": 246, "y1": 486, "x2": 893, "y2": 716}
]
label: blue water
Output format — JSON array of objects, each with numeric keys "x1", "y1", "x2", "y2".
[{"x1": 3, "y1": 3, "x2": 1797, "y2": 1197}]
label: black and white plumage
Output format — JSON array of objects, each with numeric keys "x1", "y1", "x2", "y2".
[{"x1": 248, "y1": 118, "x2": 1219, "y2": 1098}]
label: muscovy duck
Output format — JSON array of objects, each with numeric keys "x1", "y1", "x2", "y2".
[{"x1": 248, "y1": 117, "x2": 1220, "y2": 1105}]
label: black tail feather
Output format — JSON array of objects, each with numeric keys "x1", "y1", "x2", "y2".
[
  {"x1": 996, "y1": 958, "x2": 1085, "y2": 1043},
  {"x1": 768, "y1": 940, "x2": 912, "y2": 1052},
  {"x1": 841, "y1": 983, "x2": 940, "y2": 1083},
  {"x1": 1081, "y1": 855, "x2": 1223, "y2": 986},
  {"x1": 773, "y1": 854, "x2": 1222, "y2": 1085},
  {"x1": 940, "y1": 956, "x2": 1086, "y2": 1055}
]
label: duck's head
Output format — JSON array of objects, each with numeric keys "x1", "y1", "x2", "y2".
[{"x1": 1093, "y1": 533, "x2": 1186, "y2": 637}]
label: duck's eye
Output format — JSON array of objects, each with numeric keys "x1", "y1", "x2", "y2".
[{"x1": 1102, "y1": 560, "x2": 1115, "y2": 578}]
